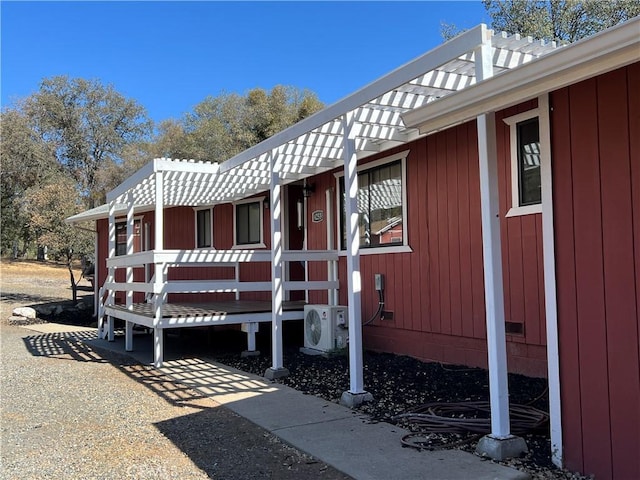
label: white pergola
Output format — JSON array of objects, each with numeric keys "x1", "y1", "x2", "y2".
[{"x1": 78, "y1": 23, "x2": 561, "y2": 439}]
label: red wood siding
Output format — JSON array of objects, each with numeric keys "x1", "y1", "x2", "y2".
[
  {"x1": 304, "y1": 123, "x2": 546, "y2": 377},
  {"x1": 495, "y1": 100, "x2": 547, "y2": 347},
  {"x1": 552, "y1": 63, "x2": 640, "y2": 480}
]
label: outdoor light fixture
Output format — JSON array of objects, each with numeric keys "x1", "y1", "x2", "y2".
[
  {"x1": 297, "y1": 199, "x2": 304, "y2": 229},
  {"x1": 302, "y1": 183, "x2": 315, "y2": 198},
  {"x1": 264, "y1": 195, "x2": 270, "y2": 209}
]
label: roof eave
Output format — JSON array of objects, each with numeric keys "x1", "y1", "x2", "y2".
[
  {"x1": 402, "y1": 17, "x2": 640, "y2": 135},
  {"x1": 65, "y1": 203, "x2": 155, "y2": 225}
]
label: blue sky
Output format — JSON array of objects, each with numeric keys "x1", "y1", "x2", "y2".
[{"x1": 1, "y1": 1, "x2": 489, "y2": 124}]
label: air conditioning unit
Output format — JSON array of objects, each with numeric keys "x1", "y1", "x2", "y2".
[{"x1": 303, "y1": 305, "x2": 348, "y2": 353}]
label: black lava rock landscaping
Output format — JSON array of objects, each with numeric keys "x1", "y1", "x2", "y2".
[{"x1": 193, "y1": 328, "x2": 589, "y2": 480}]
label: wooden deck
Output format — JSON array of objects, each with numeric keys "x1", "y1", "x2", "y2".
[
  {"x1": 109, "y1": 300, "x2": 306, "y2": 318},
  {"x1": 105, "y1": 300, "x2": 307, "y2": 329}
]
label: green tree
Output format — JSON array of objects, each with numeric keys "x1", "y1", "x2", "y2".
[
  {"x1": 154, "y1": 85, "x2": 324, "y2": 163},
  {"x1": 0, "y1": 108, "x2": 61, "y2": 256},
  {"x1": 481, "y1": 0, "x2": 640, "y2": 42},
  {"x1": 20, "y1": 179, "x2": 94, "y2": 302},
  {"x1": 23, "y1": 76, "x2": 152, "y2": 207}
]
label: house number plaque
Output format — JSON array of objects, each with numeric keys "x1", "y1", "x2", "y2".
[{"x1": 312, "y1": 210, "x2": 324, "y2": 223}]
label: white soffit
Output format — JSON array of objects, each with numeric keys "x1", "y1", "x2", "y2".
[{"x1": 104, "y1": 23, "x2": 560, "y2": 209}]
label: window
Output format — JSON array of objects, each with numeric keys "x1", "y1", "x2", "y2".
[
  {"x1": 115, "y1": 219, "x2": 141, "y2": 256},
  {"x1": 517, "y1": 118, "x2": 541, "y2": 206},
  {"x1": 195, "y1": 208, "x2": 212, "y2": 248},
  {"x1": 234, "y1": 198, "x2": 265, "y2": 247},
  {"x1": 338, "y1": 151, "x2": 408, "y2": 252},
  {"x1": 504, "y1": 109, "x2": 544, "y2": 217}
]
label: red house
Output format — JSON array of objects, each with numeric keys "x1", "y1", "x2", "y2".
[{"x1": 68, "y1": 20, "x2": 639, "y2": 479}]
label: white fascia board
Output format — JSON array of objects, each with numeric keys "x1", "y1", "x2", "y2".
[
  {"x1": 65, "y1": 203, "x2": 155, "y2": 224},
  {"x1": 403, "y1": 17, "x2": 640, "y2": 134},
  {"x1": 219, "y1": 24, "x2": 489, "y2": 175}
]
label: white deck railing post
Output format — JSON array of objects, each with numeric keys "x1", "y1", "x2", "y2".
[
  {"x1": 340, "y1": 112, "x2": 372, "y2": 407},
  {"x1": 125, "y1": 192, "x2": 134, "y2": 352},
  {"x1": 153, "y1": 169, "x2": 164, "y2": 368},
  {"x1": 106, "y1": 201, "x2": 116, "y2": 341}
]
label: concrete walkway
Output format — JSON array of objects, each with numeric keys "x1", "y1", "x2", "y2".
[{"x1": 29, "y1": 324, "x2": 529, "y2": 480}]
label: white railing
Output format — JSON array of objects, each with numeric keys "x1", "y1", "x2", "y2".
[{"x1": 101, "y1": 248, "x2": 340, "y2": 322}]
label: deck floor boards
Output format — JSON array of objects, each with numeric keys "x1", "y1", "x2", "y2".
[{"x1": 108, "y1": 300, "x2": 306, "y2": 319}]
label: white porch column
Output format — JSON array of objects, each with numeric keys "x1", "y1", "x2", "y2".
[
  {"x1": 125, "y1": 192, "x2": 134, "y2": 352},
  {"x1": 153, "y1": 170, "x2": 164, "y2": 368},
  {"x1": 265, "y1": 149, "x2": 289, "y2": 380},
  {"x1": 326, "y1": 188, "x2": 337, "y2": 306},
  {"x1": 477, "y1": 111, "x2": 510, "y2": 435},
  {"x1": 474, "y1": 30, "x2": 527, "y2": 460},
  {"x1": 106, "y1": 201, "x2": 116, "y2": 342},
  {"x1": 93, "y1": 232, "x2": 99, "y2": 318},
  {"x1": 340, "y1": 112, "x2": 372, "y2": 408}
]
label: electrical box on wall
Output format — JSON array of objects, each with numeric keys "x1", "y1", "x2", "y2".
[{"x1": 375, "y1": 273, "x2": 385, "y2": 292}]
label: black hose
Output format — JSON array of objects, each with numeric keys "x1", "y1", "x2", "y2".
[
  {"x1": 364, "y1": 288, "x2": 384, "y2": 326},
  {"x1": 393, "y1": 401, "x2": 549, "y2": 450}
]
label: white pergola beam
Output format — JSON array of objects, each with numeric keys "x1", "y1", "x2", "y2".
[{"x1": 220, "y1": 24, "x2": 489, "y2": 175}]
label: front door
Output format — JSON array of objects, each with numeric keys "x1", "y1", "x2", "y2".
[{"x1": 286, "y1": 184, "x2": 306, "y2": 301}]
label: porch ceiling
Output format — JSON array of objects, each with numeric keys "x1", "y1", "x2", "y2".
[{"x1": 104, "y1": 24, "x2": 558, "y2": 210}]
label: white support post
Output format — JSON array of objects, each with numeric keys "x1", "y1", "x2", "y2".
[
  {"x1": 303, "y1": 183, "x2": 309, "y2": 304},
  {"x1": 265, "y1": 149, "x2": 289, "y2": 380},
  {"x1": 107, "y1": 201, "x2": 116, "y2": 342},
  {"x1": 153, "y1": 170, "x2": 164, "y2": 368},
  {"x1": 154, "y1": 170, "x2": 164, "y2": 251},
  {"x1": 539, "y1": 93, "x2": 563, "y2": 467},
  {"x1": 477, "y1": 112, "x2": 510, "y2": 437},
  {"x1": 144, "y1": 222, "x2": 151, "y2": 284},
  {"x1": 125, "y1": 193, "x2": 134, "y2": 352},
  {"x1": 326, "y1": 188, "x2": 337, "y2": 306},
  {"x1": 241, "y1": 322, "x2": 260, "y2": 357},
  {"x1": 235, "y1": 262, "x2": 240, "y2": 300},
  {"x1": 93, "y1": 232, "x2": 99, "y2": 318},
  {"x1": 340, "y1": 113, "x2": 372, "y2": 408},
  {"x1": 474, "y1": 31, "x2": 527, "y2": 460}
]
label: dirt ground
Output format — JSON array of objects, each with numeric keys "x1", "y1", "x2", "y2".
[{"x1": 0, "y1": 259, "x2": 351, "y2": 480}]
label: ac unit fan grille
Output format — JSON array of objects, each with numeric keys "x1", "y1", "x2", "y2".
[{"x1": 305, "y1": 309, "x2": 322, "y2": 346}]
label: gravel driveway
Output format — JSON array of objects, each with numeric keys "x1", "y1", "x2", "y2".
[
  {"x1": 0, "y1": 261, "x2": 350, "y2": 480},
  {"x1": 0, "y1": 322, "x2": 351, "y2": 480}
]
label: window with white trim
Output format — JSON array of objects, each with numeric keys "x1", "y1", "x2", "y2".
[
  {"x1": 233, "y1": 197, "x2": 265, "y2": 247},
  {"x1": 115, "y1": 218, "x2": 141, "y2": 256},
  {"x1": 504, "y1": 109, "x2": 543, "y2": 217},
  {"x1": 337, "y1": 151, "x2": 408, "y2": 251},
  {"x1": 195, "y1": 207, "x2": 213, "y2": 248}
]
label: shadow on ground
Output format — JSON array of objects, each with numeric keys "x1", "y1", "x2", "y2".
[
  {"x1": 1, "y1": 292, "x2": 71, "y2": 305},
  {"x1": 19, "y1": 328, "x2": 345, "y2": 479}
]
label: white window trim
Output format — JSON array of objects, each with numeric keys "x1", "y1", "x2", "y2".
[
  {"x1": 334, "y1": 149, "x2": 412, "y2": 255},
  {"x1": 115, "y1": 215, "x2": 144, "y2": 256},
  {"x1": 503, "y1": 108, "x2": 544, "y2": 218},
  {"x1": 232, "y1": 196, "x2": 266, "y2": 249},
  {"x1": 193, "y1": 206, "x2": 214, "y2": 249}
]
